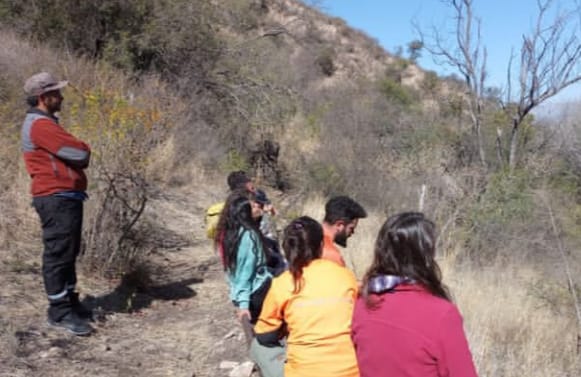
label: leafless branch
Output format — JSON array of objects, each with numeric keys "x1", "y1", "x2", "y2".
[
  {"x1": 508, "y1": 0, "x2": 581, "y2": 168},
  {"x1": 421, "y1": 0, "x2": 581, "y2": 170},
  {"x1": 419, "y1": 0, "x2": 488, "y2": 167}
]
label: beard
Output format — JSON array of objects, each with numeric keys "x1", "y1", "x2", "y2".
[
  {"x1": 44, "y1": 95, "x2": 62, "y2": 114},
  {"x1": 334, "y1": 231, "x2": 348, "y2": 248},
  {"x1": 47, "y1": 101, "x2": 61, "y2": 114}
]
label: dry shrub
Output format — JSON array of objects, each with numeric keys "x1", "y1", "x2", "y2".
[
  {"x1": 284, "y1": 71, "x2": 466, "y2": 207},
  {"x1": 60, "y1": 69, "x2": 183, "y2": 277},
  {"x1": 0, "y1": 31, "x2": 52, "y2": 250},
  {"x1": 446, "y1": 261, "x2": 580, "y2": 377},
  {"x1": 0, "y1": 172, "x2": 39, "y2": 253}
]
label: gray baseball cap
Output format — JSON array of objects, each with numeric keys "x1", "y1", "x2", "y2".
[{"x1": 24, "y1": 72, "x2": 68, "y2": 96}]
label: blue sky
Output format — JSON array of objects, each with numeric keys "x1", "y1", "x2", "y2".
[{"x1": 322, "y1": 0, "x2": 581, "y2": 103}]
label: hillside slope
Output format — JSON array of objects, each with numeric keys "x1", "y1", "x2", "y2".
[{"x1": 1, "y1": 1, "x2": 580, "y2": 376}]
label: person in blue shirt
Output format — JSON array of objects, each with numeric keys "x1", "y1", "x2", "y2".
[{"x1": 215, "y1": 190, "x2": 272, "y2": 323}]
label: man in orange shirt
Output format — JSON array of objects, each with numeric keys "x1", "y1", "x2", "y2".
[{"x1": 321, "y1": 196, "x2": 367, "y2": 267}]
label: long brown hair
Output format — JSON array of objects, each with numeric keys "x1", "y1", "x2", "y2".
[
  {"x1": 362, "y1": 212, "x2": 450, "y2": 307},
  {"x1": 282, "y1": 216, "x2": 323, "y2": 293}
]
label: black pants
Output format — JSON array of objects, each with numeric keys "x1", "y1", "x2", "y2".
[
  {"x1": 32, "y1": 196, "x2": 83, "y2": 321},
  {"x1": 249, "y1": 278, "x2": 272, "y2": 324}
]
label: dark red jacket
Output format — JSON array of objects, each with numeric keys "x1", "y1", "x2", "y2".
[
  {"x1": 21, "y1": 109, "x2": 91, "y2": 197},
  {"x1": 352, "y1": 284, "x2": 478, "y2": 377}
]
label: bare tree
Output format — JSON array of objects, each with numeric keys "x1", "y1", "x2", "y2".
[
  {"x1": 504, "y1": 0, "x2": 581, "y2": 169},
  {"x1": 419, "y1": 0, "x2": 581, "y2": 170},
  {"x1": 418, "y1": 0, "x2": 488, "y2": 167}
]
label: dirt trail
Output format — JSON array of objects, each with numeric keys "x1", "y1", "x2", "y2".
[{"x1": 0, "y1": 188, "x2": 253, "y2": 377}]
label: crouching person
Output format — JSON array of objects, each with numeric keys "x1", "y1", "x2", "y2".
[
  {"x1": 253, "y1": 217, "x2": 359, "y2": 377},
  {"x1": 352, "y1": 212, "x2": 478, "y2": 377},
  {"x1": 215, "y1": 190, "x2": 273, "y2": 323}
]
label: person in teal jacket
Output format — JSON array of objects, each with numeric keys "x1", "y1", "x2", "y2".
[{"x1": 216, "y1": 190, "x2": 272, "y2": 323}]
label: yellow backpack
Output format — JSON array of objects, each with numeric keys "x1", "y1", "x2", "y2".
[{"x1": 205, "y1": 201, "x2": 225, "y2": 239}]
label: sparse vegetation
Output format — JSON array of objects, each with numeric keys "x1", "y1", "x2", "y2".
[
  {"x1": 379, "y1": 77, "x2": 416, "y2": 107},
  {"x1": 0, "y1": 0, "x2": 580, "y2": 376}
]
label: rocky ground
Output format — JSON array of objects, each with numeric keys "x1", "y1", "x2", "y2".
[{"x1": 0, "y1": 188, "x2": 257, "y2": 377}]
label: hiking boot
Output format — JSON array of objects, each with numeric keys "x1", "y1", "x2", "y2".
[
  {"x1": 69, "y1": 291, "x2": 94, "y2": 321},
  {"x1": 48, "y1": 312, "x2": 93, "y2": 336}
]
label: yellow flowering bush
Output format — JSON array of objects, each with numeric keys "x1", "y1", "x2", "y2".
[{"x1": 61, "y1": 83, "x2": 172, "y2": 277}]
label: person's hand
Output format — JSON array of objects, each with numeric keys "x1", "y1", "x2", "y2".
[
  {"x1": 265, "y1": 204, "x2": 277, "y2": 216},
  {"x1": 237, "y1": 308, "x2": 251, "y2": 322}
]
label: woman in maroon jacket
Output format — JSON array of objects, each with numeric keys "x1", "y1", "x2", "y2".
[{"x1": 352, "y1": 212, "x2": 478, "y2": 377}]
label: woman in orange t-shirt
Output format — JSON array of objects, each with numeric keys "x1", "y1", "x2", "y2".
[{"x1": 254, "y1": 216, "x2": 359, "y2": 377}]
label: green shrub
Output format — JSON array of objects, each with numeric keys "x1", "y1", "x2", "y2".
[
  {"x1": 470, "y1": 169, "x2": 535, "y2": 226},
  {"x1": 379, "y1": 78, "x2": 416, "y2": 107},
  {"x1": 440, "y1": 94, "x2": 464, "y2": 118},
  {"x1": 0, "y1": 0, "x2": 220, "y2": 80},
  {"x1": 396, "y1": 123, "x2": 459, "y2": 156},
  {"x1": 422, "y1": 70, "x2": 440, "y2": 93},
  {"x1": 0, "y1": 1, "x2": 152, "y2": 60},
  {"x1": 385, "y1": 57, "x2": 410, "y2": 82},
  {"x1": 220, "y1": 149, "x2": 250, "y2": 173},
  {"x1": 308, "y1": 162, "x2": 345, "y2": 196},
  {"x1": 459, "y1": 169, "x2": 537, "y2": 262},
  {"x1": 548, "y1": 159, "x2": 581, "y2": 197}
]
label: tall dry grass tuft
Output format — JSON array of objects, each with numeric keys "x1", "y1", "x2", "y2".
[
  {"x1": 0, "y1": 168, "x2": 39, "y2": 252},
  {"x1": 0, "y1": 32, "x2": 52, "y2": 252},
  {"x1": 446, "y1": 262, "x2": 579, "y2": 377}
]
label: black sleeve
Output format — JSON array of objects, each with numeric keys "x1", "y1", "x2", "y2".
[{"x1": 256, "y1": 328, "x2": 282, "y2": 347}]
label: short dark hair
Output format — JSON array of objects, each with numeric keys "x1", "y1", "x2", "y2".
[
  {"x1": 227, "y1": 170, "x2": 251, "y2": 191},
  {"x1": 323, "y1": 196, "x2": 367, "y2": 224},
  {"x1": 26, "y1": 96, "x2": 39, "y2": 107}
]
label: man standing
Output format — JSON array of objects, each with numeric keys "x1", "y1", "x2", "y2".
[
  {"x1": 321, "y1": 196, "x2": 367, "y2": 267},
  {"x1": 21, "y1": 72, "x2": 93, "y2": 336}
]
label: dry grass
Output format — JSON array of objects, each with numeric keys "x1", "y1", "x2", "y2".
[
  {"x1": 447, "y1": 263, "x2": 579, "y2": 377},
  {"x1": 0, "y1": 319, "x2": 19, "y2": 360},
  {"x1": 300, "y1": 197, "x2": 581, "y2": 377},
  {"x1": 0, "y1": 170, "x2": 39, "y2": 251},
  {"x1": 1, "y1": 11, "x2": 580, "y2": 376}
]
